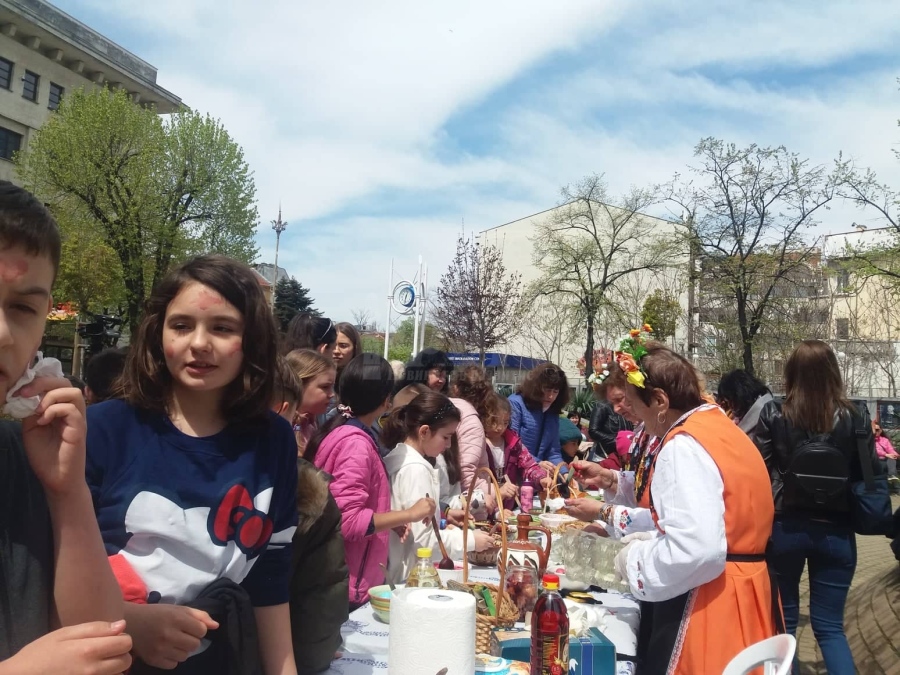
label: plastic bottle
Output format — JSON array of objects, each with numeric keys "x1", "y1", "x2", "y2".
[
  {"x1": 520, "y1": 480, "x2": 534, "y2": 512},
  {"x1": 405, "y1": 547, "x2": 441, "y2": 588},
  {"x1": 530, "y1": 573, "x2": 569, "y2": 675}
]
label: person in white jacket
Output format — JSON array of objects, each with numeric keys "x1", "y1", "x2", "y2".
[{"x1": 382, "y1": 391, "x2": 494, "y2": 585}]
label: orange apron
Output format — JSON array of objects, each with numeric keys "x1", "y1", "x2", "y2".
[{"x1": 638, "y1": 406, "x2": 778, "y2": 675}]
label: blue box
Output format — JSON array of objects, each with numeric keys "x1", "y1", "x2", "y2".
[{"x1": 569, "y1": 627, "x2": 616, "y2": 675}]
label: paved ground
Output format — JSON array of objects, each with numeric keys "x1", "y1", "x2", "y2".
[{"x1": 795, "y1": 495, "x2": 900, "y2": 675}]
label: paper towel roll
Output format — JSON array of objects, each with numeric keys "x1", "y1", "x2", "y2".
[{"x1": 388, "y1": 588, "x2": 475, "y2": 675}]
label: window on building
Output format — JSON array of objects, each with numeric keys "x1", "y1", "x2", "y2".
[
  {"x1": 48, "y1": 82, "x2": 63, "y2": 111},
  {"x1": 22, "y1": 70, "x2": 38, "y2": 102},
  {"x1": 0, "y1": 58, "x2": 12, "y2": 90},
  {"x1": 835, "y1": 318, "x2": 850, "y2": 340},
  {"x1": 836, "y1": 269, "x2": 851, "y2": 293},
  {"x1": 0, "y1": 126, "x2": 22, "y2": 161}
]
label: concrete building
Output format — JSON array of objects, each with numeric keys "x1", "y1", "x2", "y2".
[
  {"x1": 0, "y1": 0, "x2": 181, "y2": 182},
  {"x1": 253, "y1": 262, "x2": 290, "y2": 286},
  {"x1": 822, "y1": 227, "x2": 900, "y2": 404},
  {"x1": 478, "y1": 203, "x2": 689, "y2": 385}
]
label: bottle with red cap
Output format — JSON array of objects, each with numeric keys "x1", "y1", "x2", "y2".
[{"x1": 530, "y1": 572, "x2": 569, "y2": 675}]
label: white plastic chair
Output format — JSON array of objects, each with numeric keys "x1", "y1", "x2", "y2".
[{"x1": 722, "y1": 634, "x2": 797, "y2": 675}]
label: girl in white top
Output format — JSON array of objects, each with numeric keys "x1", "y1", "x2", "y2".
[{"x1": 382, "y1": 391, "x2": 493, "y2": 584}]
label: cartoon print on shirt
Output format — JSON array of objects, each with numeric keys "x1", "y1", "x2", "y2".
[
  {"x1": 114, "y1": 486, "x2": 295, "y2": 604},
  {"x1": 209, "y1": 484, "x2": 274, "y2": 556}
]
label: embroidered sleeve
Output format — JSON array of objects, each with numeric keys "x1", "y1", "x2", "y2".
[{"x1": 624, "y1": 434, "x2": 727, "y2": 603}]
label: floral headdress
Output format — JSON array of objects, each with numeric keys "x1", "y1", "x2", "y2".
[
  {"x1": 615, "y1": 324, "x2": 653, "y2": 388},
  {"x1": 577, "y1": 349, "x2": 614, "y2": 387}
]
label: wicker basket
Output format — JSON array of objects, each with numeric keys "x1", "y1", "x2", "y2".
[
  {"x1": 462, "y1": 467, "x2": 519, "y2": 654},
  {"x1": 539, "y1": 461, "x2": 586, "y2": 510}
]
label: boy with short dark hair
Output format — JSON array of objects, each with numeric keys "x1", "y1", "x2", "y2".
[{"x1": 0, "y1": 181, "x2": 131, "y2": 673}]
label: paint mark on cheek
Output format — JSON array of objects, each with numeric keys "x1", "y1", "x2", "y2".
[
  {"x1": 228, "y1": 342, "x2": 243, "y2": 356},
  {"x1": 164, "y1": 345, "x2": 176, "y2": 359},
  {"x1": 0, "y1": 258, "x2": 28, "y2": 283},
  {"x1": 194, "y1": 289, "x2": 225, "y2": 311}
]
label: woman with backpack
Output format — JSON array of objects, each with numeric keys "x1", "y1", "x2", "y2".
[{"x1": 754, "y1": 340, "x2": 884, "y2": 673}]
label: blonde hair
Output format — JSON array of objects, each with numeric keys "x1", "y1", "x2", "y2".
[{"x1": 285, "y1": 348, "x2": 335, "y2": 384}]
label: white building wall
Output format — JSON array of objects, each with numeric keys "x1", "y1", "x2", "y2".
[{"x1": 478, "y1": 204, "x2": 691, "y2": 384}]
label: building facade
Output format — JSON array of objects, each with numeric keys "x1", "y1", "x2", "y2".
[
  {"x1": 478, "y1": 203, "x2": 689, "y2": 385},
  {"x1": 0, "y1": 0, "x2": 181, "y2": 183}
]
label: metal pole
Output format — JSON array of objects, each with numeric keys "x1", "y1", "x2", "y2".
[
  {"x1": 383, "y1": 259, "x2": 394, "y2": 360},
  {"x1": 411, "y1": 256, "x2": 422, "y2": 359},
  {"x1": 271, "y1": 205, "x2": 288, "y2": 309},
  {"x1": 419, "y1": 262, "x2": 428, "y2": 352}
]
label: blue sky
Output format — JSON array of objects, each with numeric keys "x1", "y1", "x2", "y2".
[{"x1": 53, "y1": 0, "x2": 900, "y2": 322}]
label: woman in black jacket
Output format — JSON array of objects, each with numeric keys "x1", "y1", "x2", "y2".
[{"x1": 754, "y1": 340, "x2": 881, "y2": 674}]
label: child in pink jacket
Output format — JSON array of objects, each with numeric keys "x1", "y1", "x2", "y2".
[{"x1": 307, "y1": 355, "x2": 434, "y2": 608}]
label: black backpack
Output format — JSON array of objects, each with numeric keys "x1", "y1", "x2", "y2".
[{"x1": 781, "y1": 432, "x2": 850, "y2": 514}]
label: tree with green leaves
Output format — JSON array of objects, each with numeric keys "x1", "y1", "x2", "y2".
[
  {"x1": 388, "y1": 317, "x2": 446, "y2": 362},
  {"x1": 16, "y1": 87, "x2": 258, "y2": 333},
  {"x1": 274, "y1": 277, "x2": 317, "y2": 331},
  {"x1": 664, "y1": 139, "x2": 838, "y2": 375},
  {"x1": 531, "y1": 174, "x2": 670, "y2": 383},
  {"x1": 641, "y1": 289, "x2": 681, "y2": 344},
  {"x1": 53, "y1": 210, "x2": 125, "y2": 314}
]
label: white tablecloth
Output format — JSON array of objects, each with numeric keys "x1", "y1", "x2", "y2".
[{"x1": 328, "y1": 566, "x2": 640, "y2": 675}]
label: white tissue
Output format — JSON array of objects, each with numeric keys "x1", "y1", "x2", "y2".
[
  {"x1": 3, "y1": 352, "x2": 64, "y2": 418},
  {"x1": 388, "y1": 588, "x2": 475, "y2": 675}
]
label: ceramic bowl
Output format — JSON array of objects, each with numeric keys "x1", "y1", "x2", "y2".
[
  {"x1": 368, "y1": 584, "x2": 393, "y2": 623},
  {"x1": 467, "y1": 546, "x2": 500, "y2": 567}
]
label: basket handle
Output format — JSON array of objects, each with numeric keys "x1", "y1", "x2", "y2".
[{"x1": 463, "y1": 466, "x2": 509, "y2": 600}]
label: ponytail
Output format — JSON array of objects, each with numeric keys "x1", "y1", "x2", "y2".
[{"x1": 381, "y1": 391, "x2": 461, "y2": 451}]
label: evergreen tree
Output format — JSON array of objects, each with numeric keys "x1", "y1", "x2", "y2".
[{"x1": 274, "y1": 277, "x2": 318, "y2": 330}]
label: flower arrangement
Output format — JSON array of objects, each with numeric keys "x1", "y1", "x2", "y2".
[
  {"x1": 576, "y1": 349, "x2": 614, "y2": 386},
  {"x1": 47, "y1": 302, "x2": 78, "y2": 322},
  {"x1": 616, "y1": 324, "x2": 653, "y2": 388}
]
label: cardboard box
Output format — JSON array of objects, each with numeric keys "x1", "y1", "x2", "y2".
[
  {"x1": 491, "y1": 626, "x2": 616, "y2": 675},
  {"x1": 569, "y1": 627, "x2": 616, "y2": 675},
  {"x1": 489, "y1": 626, "x2": 531, "y2": 663}
]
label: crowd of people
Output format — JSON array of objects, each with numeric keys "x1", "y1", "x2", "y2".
[{"x1": 0, "y1": 180, "x2": 897, "y2": 675}]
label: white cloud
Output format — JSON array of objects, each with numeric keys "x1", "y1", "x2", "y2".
[{"x1": 62, "y1": 0, "x2": 900, "y2": 323}]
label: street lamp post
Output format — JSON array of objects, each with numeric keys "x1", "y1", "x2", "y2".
[{"x1": 271, "y1": 205, "x2": 287, "y2": 307}]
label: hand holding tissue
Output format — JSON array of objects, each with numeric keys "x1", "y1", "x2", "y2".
[{"x1": 3, "y1": 352, "x2": 65, "y2": 418}]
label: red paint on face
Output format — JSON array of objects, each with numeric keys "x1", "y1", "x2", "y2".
[
  {"x1": 194, "y1": 288, "x2": 226, "y2": 311},
  {"x1": 164, "y1": 345, "x2": 176, "y2": 359},
  {"x1": 0, "y1": 257, "x2": 28, "y2": 283}
]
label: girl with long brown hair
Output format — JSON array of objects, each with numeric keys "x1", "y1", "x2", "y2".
[{"x1": 754, "y1": 339, "x2": 881, "y2": 673}]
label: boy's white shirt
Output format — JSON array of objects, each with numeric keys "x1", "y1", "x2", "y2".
[{"x1": 384, "y1": 443, "x2": 474, "y2": 585}]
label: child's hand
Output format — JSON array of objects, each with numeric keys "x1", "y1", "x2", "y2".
[
  {"x1": 125, "y1": 603, "x2": 219, "y2": 669},
  {"x1": 0, "y1": 620, "x2": 132, "y2": 675},
  {"x1": 446, "y1": 508, "x2": 466, "y2": 527},
  {"x1": 20, "y1": 378, "x2": 87, "y2": 498},
  {"x1": 406, "y1": 497, "x2": 436, "y2": 524},
  {"x1": 499, "y1": 481, "x2": 518, "y2": 501},
  {"x1": 392, "y1": 524, "x2": 410, "y2": 542},
  {"x1": 472, "y1": 529, "x2": 495, "y2": 552},
  {"x1": 538, "y1": 460, "x2": 556, "y2": 474}
]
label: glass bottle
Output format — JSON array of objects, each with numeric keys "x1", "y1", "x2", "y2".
[
  {"x1": 405, "y1": 547, "x2": 441, "y2": 588},
  {"x1": 530, "y1": 573, "x2": 569, "y2": 675}
]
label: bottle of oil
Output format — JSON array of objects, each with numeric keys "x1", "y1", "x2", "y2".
[
  {"x1": 530, "y1": 573, "x2": 569, "y2": 675},
  {"x1": 405, "y1": 547, "x2": 441, "y2": 588}
]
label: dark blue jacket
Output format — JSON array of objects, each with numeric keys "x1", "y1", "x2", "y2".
[{"x1": 507, "y1": 393, "x2": 563, "y2": 466}]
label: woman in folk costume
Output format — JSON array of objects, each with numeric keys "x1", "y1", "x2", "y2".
[{"x1": 573, "y1": 328, "x2": 780, "y2": 675}]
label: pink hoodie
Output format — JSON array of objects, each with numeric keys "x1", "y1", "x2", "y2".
[{"x1": 313, "y1": 424, "x2": 390, "y2": 605}]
